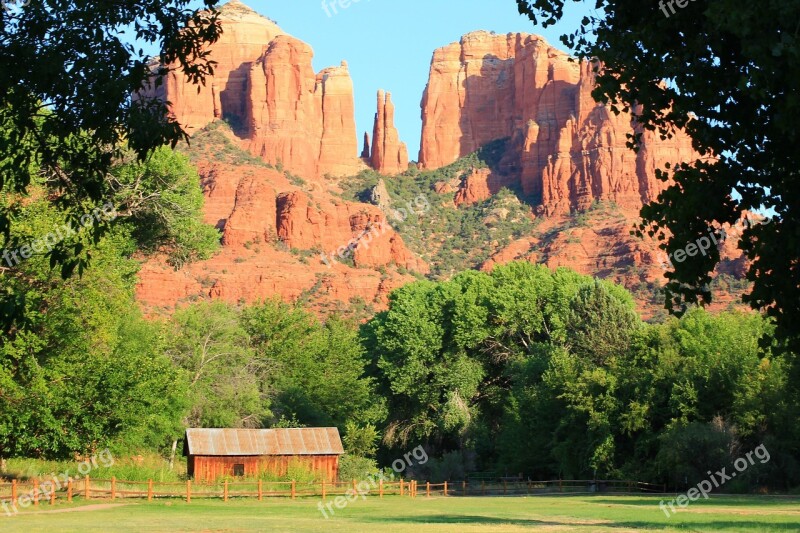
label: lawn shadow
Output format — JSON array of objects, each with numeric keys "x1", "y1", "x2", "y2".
[
  {"x1": 617, "y1": 521, "x2": 800, "y2": 531},
  {"x1": 593, "y1": 496, "x2": 800, "y2": 508},
  {"x1": 359, "y1": 514, "x2": 603, "y2": 528},
  {"x1": 365, "y1": 514, "x2": 800, "y2": 531}
]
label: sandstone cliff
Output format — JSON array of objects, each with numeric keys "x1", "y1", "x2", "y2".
[
  {"x1": 139, "y1": 1, "x2": 362, "y2": 180},
  {"x1": 138, "y1": 0, "x2": 285, "y2": 134},
  {"x1": 136, "y1": 147, "x2": 427, "y2": 315},
  {"x1": 420, "y1": 31, "x2": 696, "y2": 215},
  {"x1": 246, "y1": 38, "x2": 361, "y2": 178}
]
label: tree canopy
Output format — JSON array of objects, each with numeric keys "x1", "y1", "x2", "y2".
[
  {"x1": 516, "y1": 0, "x2": 800, "y2": 349},
  {"x1": 363, "y1": 262, "x2": 797, "y2": 488},
  {"x1": 0, "y1": 0, "x2": 222, "y2": 329}
]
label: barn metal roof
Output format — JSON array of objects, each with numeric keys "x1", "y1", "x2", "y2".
[{"x1": 183, "y1": 428, "x2": 345, "y2": 456}]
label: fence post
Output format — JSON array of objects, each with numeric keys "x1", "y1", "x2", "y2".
[
  {"x1": 462, "y1": 480, "x2": 467, "y2": 496},
  {"x1": 321, "y1": 480, "x2": 325, "y2": 500},
  {"x1": 147, "y1": 479, "x2": 153, "y2": 502},
  {"x1": 399, "y1": 479, "x2": 404, "y2": 496},
  {"x1": 352, "y1": 479, "x2": 357, "y2": 495},
  {"x1": 186, "y1": 479, "x2": 191, "y2": 504},
  {"x1": 85, "y1": 475, "x2": 91, "y2": 501},
  {"x1": 444, "y1": 481, "x2": 448, "y2": 497},
  {"x1": 291, "y1": 480, "x2": 296, "y2": 500},
  {"x1": 559, "y1": 479, "x2": 563, "y2": 493},
  {"x1": 111, "y1": 476, "x2": 117, "y2": 500},
  {"x1": 50, "y1": 482, "x2": 55, "y2": 505},
  {"x1": 223, "y1": 480, "x2": 229, "y2": 502},
  {"x1": 481, "y1": 480, "x2": 485, "y2": 496},
  {"x1": 11, "y1": 479, "x2": 17, "y2": 504},
  {"x1": 379, "y1": 479, "x2": 383, "y2": 498},
  {"x1": 67, "y1": 479, "x2": 73, "y2": 502},
  {"x1": 33, "y1": 479, "x2": 39, "y2": 507},
  {"x1": 503, "y1": 479, "x2": 507, "y2": 495},
  {"x1": 258, "y1": 480, "x2": 263, "y2": 501},
  {"x1": 426, "y1": 481, "x2": 430, "y2": 498}
]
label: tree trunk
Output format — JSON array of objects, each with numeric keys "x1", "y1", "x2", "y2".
[{"x1": 169, "y1": 439, "x2": 178, "y2": 471}]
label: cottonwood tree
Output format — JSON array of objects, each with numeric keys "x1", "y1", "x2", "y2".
[
  {"x1": 516, "y1": 0, "x2": 800, "y2": 350},
  {"x1": 0, "y1": 0, "x2": 221, "y2": 329},
  {"x1": 166, "y1": 301, "x2": 268, "y2": 430}
]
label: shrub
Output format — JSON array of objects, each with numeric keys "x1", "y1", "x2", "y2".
[{"x1": 338, "y1": 454, "x2": 379, "y2": 482}]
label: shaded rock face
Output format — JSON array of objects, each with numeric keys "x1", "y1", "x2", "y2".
[
  {"x1": 369, "y1": 179, "x2": 392, "y2": 211},
  {"x1": 419, "y1": 31, "x2": 696, "y2": 215},
  {"x1": 139, "y1": 2, "x2": 361, "y2": 180},
  {"x1": 370, "y1": 90, "x2": 409, "y2": 175},
  {"x1": 138, "y1": 1, "x2": 286, "y2": 135},
  {"x1": 453, "y1": 168, "x2": 518, "y2": 206},
  {"x1": 246, "y1": 39, "x2": 361, "y2": 178}
]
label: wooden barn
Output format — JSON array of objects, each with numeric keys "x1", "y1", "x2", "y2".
[{"x1": 183, "y1": 427, "x2": 344, "y2": 483}]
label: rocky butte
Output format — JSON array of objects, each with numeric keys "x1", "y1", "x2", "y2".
[
  {"x1": 138, "y1": 0, "x2": 408, "y2": 181},
  {"x1": 420, "y1": 31, "x2": 696, "y2": 216},
  {"x1": 135, "y1": 3, "x2": 744, "y2": 318},
  {"x1": 135, "y1": 1, "x2": 423, "y2": 313}
]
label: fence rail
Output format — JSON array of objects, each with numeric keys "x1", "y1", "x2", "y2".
[{"x1": 0, "y1": 477, "x2": 665, "y2": 507}]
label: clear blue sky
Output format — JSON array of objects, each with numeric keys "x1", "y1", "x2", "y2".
[{"x1": 221, "y1": 0, "x2": 591, "y2": 159}]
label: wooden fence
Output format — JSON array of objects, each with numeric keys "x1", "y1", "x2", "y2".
[{"x1": 0, "y1": 477, "x2": 665, "y2": 506}]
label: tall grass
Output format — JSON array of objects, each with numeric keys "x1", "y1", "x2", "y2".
[{"x1": 1, "y1": 454, "x2": 185, "y2": 482}]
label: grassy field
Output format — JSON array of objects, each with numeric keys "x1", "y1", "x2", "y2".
[{"x1": 1, "y1": 495, "x2": 799, "y2": 532}]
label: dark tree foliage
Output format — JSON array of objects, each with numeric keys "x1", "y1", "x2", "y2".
[
  {"x1": 0, "y1": 0, "x2": 221, "y2": 327},
  {"x1": 516, "y1": 0, "x2": 800, "y2": 348}
]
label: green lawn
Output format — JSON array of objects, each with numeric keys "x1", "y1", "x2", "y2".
[{"x1": 1, "y1": 495, "x2": 799, "y2": 532}]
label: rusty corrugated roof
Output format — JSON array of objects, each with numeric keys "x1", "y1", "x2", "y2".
[{"x1": 184, "y1": 428, "x2": 345, "y2": 456}]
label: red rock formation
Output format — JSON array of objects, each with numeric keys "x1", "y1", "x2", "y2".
[
  {"x1": 317, "y1": 61, "x2": 361, "y2": 177},
  {"x1": 361, "y1": 132, "x2": 371, "y2": 160},
  {"x1": 419, "y1": 31, "x2": 696, "y2": 215},
  {"x1": 246, "y1": 38, "x2": 360, "y2": 179},
  {"x1": 133, "y1": 11, "x2": 742, "y2": 321},
  {"x1": 139, "y1": 1, "x2": 360, "y2": 180},
  {"x1": 273, "y1": 190, "x2": 426, "y2": 273},
  {"x1": 137, "y1": 1, "x2": 286, "y2": 134},
  {"x1": 136, "y1": 158, "x2": 427, "y2": 315},
  {"x1": 533, "y1": 61, "x2": 696, "y2": 215},
  {"x1": 453, "y1": 167, "x2": 518, "y2": 206},
  {"x1": 222, "y1": 173, "x2": 277, "y2": 247},
  {"x1": 371, "y1": 90, "x2": 409, "y2": 175}
]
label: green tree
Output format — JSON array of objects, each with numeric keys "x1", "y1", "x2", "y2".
[
  {"x1": 364, "y1": 263, "x2": 596, "y2": 458},
  {"x1": 111, "y1": 147, "x2": 220, "y2": 268},
  {"x1": 242, "y1": 300, "x2": 380, "y2": 428},
  {"x1": 565, "y1": 280, "x2": 641, "y2": 366},
  {"x1": 0, "y1": 199, "x2": 185, "y2": 458},
  {"x1": 1, "y1": 0, "x2": 222, "y2": 328},
  {"x1": 516, "y1": 0, "x2": 800, "y2": 350},
  {"x1": 166, "y1": 301, "x2": 268, "y2": 429}
]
